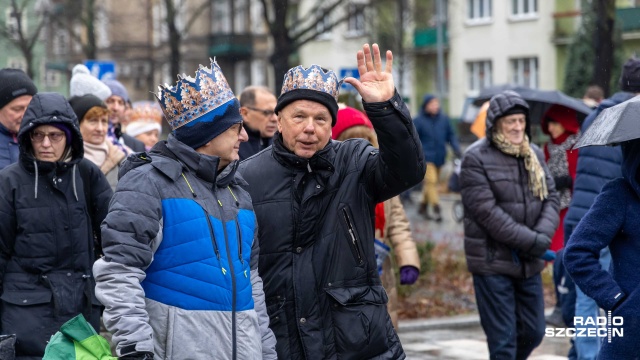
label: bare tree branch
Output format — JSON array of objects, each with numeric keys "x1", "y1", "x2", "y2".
[
  {"x1": 295, "y1": 6, "x2": 355, "y2": 48},
  {"x1": 290, "y1": 0, "x2": 344, "y2": 44},
  {"x1": 183, "y1": 0, "x2": 210, "y2": 34}
]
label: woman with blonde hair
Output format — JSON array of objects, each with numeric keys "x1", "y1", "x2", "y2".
[
  {"x1": 69, "y1": 94, "x2": 125, "y2": 191},
  {"x1": 332, "y1": 105, "x2": 421, "y2": 328}
]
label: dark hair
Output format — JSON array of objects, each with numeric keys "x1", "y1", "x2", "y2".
[
  {"x1": 239, "y1": 86, "x2": 272, "y2": 107},
  {"x1": 584, "y1": 85, "x2": 604, "y2": 102}
]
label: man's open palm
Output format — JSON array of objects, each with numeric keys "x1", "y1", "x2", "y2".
[{"x1": 344, "y1": 43, "x2": 395, "y2": 103}]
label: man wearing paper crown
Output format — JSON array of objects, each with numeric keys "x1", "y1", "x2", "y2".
[
  {"x1": 93, "y1": 59, "x2": 277, "y2": 360},
  {"x1": 238, "y1": 44, "x2": 425, "y2": 359}
]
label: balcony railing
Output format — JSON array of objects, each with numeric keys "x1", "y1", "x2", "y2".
[
  {"x1": 209, "y1": 33, "x2": 253, "y2": 58},
  {"x1": 414, "y1": 25, "x2": 448, "y2": 49}
]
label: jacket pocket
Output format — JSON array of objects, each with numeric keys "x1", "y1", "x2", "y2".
[
  {"x1": 0, "y1": 290, "x2": 52, "y2": 306},
  {"x1": 339, "y1": 206, "x2": 365, "y2": 266},
  {"x1": 266, "y1": 297, "x2": 291, "y2": 357},
  {"x1": 40, "y1": 272, "x2": 88, "y2": 318},
  {"x1": 326, "y1": 285, "x2": 390, "y2": 360}
]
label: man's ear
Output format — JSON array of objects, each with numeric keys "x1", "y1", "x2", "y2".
[{"x1": 239, "y1": 107, "x2": 248, "y2": 117}]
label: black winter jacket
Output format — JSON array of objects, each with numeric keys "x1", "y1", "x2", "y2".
[
  {"x1": 0, "y1": 93, "x2": 112, "y2": 359},
  {"x1": 460, "y1": 91, "x2": 559, "y2": 279},
  {"x1": 239, "y1": 124, "x2": 272, "y2": 160},
  {"x1": 238, "y1": 92, "x2": 424, "y2": 360}
]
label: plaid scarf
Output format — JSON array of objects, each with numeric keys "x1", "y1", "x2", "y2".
[{"x1": 492, "y1": 132, "x2": 548, "y2": 200}]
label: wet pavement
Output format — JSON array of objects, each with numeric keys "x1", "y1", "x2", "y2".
[{"x1": 398, "y1": 312, "x2": 572, "y2": 359}]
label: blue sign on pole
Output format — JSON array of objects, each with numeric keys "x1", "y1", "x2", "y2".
[
  {"x1": 84, "y1": 60, "x2": 116, "y2": 81},
  {"x1": 340, "y1": 68, "x2": 359, "y2": 92}
]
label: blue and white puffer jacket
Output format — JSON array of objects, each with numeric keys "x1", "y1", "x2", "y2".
[{"x1": 93, "y1": 135, "x2": 276, "y2": 360}]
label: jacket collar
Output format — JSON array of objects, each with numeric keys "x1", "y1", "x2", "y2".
[
  {"x1": 157, "y1": 135, "x2": 238, "y2": 187},
  {"x1": 272, "y1": 133, "x2": 335, "y2": 178}
]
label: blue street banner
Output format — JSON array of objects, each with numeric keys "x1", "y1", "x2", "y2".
[{"x1": 84, "y1": 60, "x2": 116, "y2": 81}]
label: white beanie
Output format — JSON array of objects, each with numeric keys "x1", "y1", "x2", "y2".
[
  {"x1": 70, "y1": 64, "x2": 112, "y2": 101},
  {"x1": 126, "y1": 120, "x2": 162, "y2": 138}
]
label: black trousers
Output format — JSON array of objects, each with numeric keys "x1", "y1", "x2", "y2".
[{"x1": 473, "y1": 273, "x2": 546, "y2": 360}]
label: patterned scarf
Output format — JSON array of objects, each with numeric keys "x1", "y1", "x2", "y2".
[{"x1": 492, "y1": 132, "x2": 548, "y2": 200}]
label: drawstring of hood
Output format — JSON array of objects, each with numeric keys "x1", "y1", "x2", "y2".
[
  {"x1": 34, "y1": 160, "x2": 38, "y2": 199},
  {"x1": 72, "y1": 164, "x2": 78, "y2": 201}
]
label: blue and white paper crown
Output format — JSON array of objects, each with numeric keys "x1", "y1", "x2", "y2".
[
  {"x1": 156, "y1": 59, "x2": 236, "y2": 131},
  {"x1": 280, "y1": 64, "x2": 341, "y2": 102}
]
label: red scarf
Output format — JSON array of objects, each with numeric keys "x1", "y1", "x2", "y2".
[{"x1": 375, "y1": 202, "x2": 386, "y2": 237}]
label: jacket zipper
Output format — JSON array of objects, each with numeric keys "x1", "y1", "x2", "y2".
[
  {"x1": 342, "y1": 208, "x2": 363, "y2": 264},
  {"x1": 235, "y1": 218, "x2": 244, "y2": 265},
  {"x1": 215, "y1": 194, "x2": 237, "y2": 360},
  {"x1": 203, "y1": 209, "x2": 223, "y2": 268}
]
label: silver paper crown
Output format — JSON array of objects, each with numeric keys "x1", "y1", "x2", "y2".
[
  {"x1": 156, "y1": 59, "x2": 236, "y2": 130},
  {"x1": 280, "y1": 64, "x2": 340, "y2": 102}
]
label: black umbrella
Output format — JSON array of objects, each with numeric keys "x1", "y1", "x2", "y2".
[
  {"x1": 574, "y1": 96, "x2": 640, "y2": 149},
  {"x1": 473, "y1": 85, "x2": 593, "y2": 124}
]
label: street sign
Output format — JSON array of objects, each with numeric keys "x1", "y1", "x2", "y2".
[
  {"x1": 340, "y1": 68, "x2": 359, "y2": 92},
  {"x1": 84, "y1": 60, "x2": 116, "y2": 81}
]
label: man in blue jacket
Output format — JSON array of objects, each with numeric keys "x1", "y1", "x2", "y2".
[
  {"x1": 0, "y1": 68, "x2": 37, "y2": 170},
  {"x1": 562, "y1": 57, "x2": 640, "y2": 360},
  {"x1": 413, "y1": 94, "x2": 461, "y2": 221}
]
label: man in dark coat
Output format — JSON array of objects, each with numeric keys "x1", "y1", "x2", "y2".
[
  {"x1": 460, "y1": 91, "x2": 559, "y2": 359},
  {"x1": 413, "y1": 94, "x2": 461, "y2": 221},
  {"x1": 561, "y1": 57, "x2": 640, "y2": 359},
  {"x1": 564, "y1": 138, "x2": 640, "y2": 360},
  {"x1": 0, "y1": 68, "x2": 37, "y2": 170},
  {"x1": 238, "y1": 86, "x2": 278, "y2": 160},
  {"x1": 102, "y1": 79, "x2": 145, "y2": 153},
  {"x1": 238, "y1": 44, "x2": 425, "y2": 359},
  {"x1": 0, "y1": 92, "x2": 112, "y2": 359}
]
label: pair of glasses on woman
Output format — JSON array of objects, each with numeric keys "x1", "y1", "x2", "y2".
[{"x1": 30, "y1": 131, "x2": 65, "y2": 143}]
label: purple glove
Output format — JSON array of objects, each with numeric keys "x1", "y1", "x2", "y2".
[{"x1": 399, "y1": 266, "x2": 419, "y2": 285}]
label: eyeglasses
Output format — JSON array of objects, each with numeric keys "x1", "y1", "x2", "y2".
[
  {"x1": 30, "y1": 131, "x2": 65, "y2": 143},
  {"x1": 246, "y1": 106, "x2": 276, "y2": 117}
]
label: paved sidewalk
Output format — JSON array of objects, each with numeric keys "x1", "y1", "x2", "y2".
[{"x1": 397, "y1": 311, "x2": 572, "y2": 359}]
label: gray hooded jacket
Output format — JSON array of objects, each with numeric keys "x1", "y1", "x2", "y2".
[{"x1": 93, "y1": 135, "x2": 276, "y2": 359}]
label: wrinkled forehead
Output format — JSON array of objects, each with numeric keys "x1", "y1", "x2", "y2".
[{"x1": 282, "y1": 100, "x2": 330, "y2": 116}]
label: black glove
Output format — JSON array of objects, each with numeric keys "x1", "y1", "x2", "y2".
[
  {"x1": 553, "y1": 175, "x2": 573, "y2": 191},
  {"x1": 528, "y1": 233, "x2": 551, "y2": 258},
  {"x1": 120, "y1": 352, "x2": 154, "y2": 360}
]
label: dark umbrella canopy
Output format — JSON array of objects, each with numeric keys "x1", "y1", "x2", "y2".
[
  {"x1": 574, "y1": 96, "x2": 640, "y2": 148},
  {"x1": 473, "y1": 85, "x2": 592, "y2": 124}
]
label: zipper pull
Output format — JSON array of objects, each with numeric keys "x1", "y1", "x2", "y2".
[
  {"x1": 221, "y1": 267, "x2": 227, "y2": 275},
  {"x1": 218, "y1": 199, "x2": 223, "y2": 207},
  {"x1": 244, "y1": 270, "x2": 248, "y2": 278}
]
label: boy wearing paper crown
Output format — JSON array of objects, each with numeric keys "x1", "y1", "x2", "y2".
[
  {"x1": 93, "y1": 60, "x2": 277, "y2": 360},
  {"x1": 238, "y1": 44, "x2": 425, "y2": 359}
]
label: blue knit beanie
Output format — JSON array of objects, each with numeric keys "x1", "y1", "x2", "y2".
[{"x1": 156, "y1": 60, "x2": 242, "y2": 149}]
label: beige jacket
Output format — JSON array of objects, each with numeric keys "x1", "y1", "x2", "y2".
[{"x1": 375, "y1": 196, "x2": 420, "y2": 328}]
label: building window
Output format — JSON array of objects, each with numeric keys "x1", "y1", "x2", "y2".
[
  {"x1": 467, "y1": 0, "x2": 491, "y2": 21},
  {"x1": 7, "y1": 58, "x2": 27, "y2": 72},
  {"x1": 467, "y1": 60, "x2": 492, "y2": 93},
  {"x1": 347, "y1": 4, "x2": 365, "y2": 35},
  {"x1": 316, "y1": 10, "x2": 332, "y2": 39},
  {"x1": 510, "y1": 57, "x2": 538, "y2": 89},
  {"x1": 5, "y1": 8, "x2": 27, "y2": 41},
  {"x1": 511, "y1": 0, "x2": 537, "y2": 17},
  {"x1": 212, "y1": 0, "x2": 232, "y2": 34},
  {"x1": 42, "y1": 62, "x2": 61, "y2": 88},
  {"x1": 52, "y1": 29, "x2": 69, "y2": 57}
]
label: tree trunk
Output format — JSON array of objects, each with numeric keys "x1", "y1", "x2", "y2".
[
  {"x1": 592, "y1": 0, "x2": 615, "y2": 97},
  {"x1": 271, "y1": 38, "x2": 293, "y2": 94},
  {"x1": 86, "y1": 0, "x2": 96, "y2": 59},
  {"x1": 165, "y1": 0, "x2": 181, "y2": 79}
]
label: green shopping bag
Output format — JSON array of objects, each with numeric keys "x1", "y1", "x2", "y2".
[{"x1": 43, "y1": 314, "x2": 116, "y2": 360}]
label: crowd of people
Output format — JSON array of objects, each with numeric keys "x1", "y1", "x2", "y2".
[{"x1": 0, "y1": 43, "x2": 639, "y2": 360}]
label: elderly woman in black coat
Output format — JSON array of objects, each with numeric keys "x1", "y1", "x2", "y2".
[
  {"x1": 0, "y1": 93, "x2": 112, "y2": 359},
  {"x1": 460, "y1": 90, "x2": 559, "y2": 359}
]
